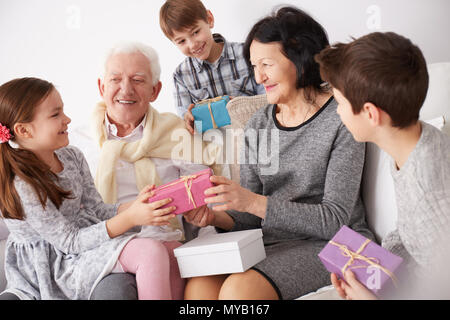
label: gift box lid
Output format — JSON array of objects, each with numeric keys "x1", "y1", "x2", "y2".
[
  {"x1": 151, "y1": 168, "x2": 213, "y2": 194},
  {"x1": 195, "y1": 95, "x2": 230, "y2": 107},
  {"x1": 174, "y1": 229, "x2": 263, "y2": 257}
]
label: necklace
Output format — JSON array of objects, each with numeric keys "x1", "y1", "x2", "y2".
[{"x1": 280, "y1": 105, "x2": 313, "y2": 127}]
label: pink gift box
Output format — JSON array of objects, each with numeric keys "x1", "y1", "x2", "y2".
[
  {"x1": 148, "y1": 168, "x2": 214, "y2": 215},
  {"x1": 318, "y1": 225, "x2": 403, "y2": 297}
]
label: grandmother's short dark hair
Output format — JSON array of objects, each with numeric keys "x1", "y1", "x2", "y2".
[{"x1": 243, "y1": 6, "x2": 330, "y2": 101}]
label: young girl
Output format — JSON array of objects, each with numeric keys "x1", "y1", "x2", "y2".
[{"x1": 0, "y1": 77, "x2": 185, "y2": 300}]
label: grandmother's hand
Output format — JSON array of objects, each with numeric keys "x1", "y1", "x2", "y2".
[{"x1": 204, "y1": 176, "x2": 267, "y2": 218}]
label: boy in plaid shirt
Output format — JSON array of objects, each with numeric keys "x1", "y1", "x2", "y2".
[{"x1": 160, "y1": 0, "x2": 265, "y2": 134}]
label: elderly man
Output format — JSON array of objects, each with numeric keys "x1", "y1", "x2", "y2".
[{"x1": 88, "y1": 42, "x2": 223, "y2": 300}]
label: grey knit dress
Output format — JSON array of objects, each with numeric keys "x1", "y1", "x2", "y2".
[
  {"x1": 224, "y1": 97, "x2": 374, "y2": 299},
  {"x1": 1, "y1": 146, "x2": 137, "y2": 300}
]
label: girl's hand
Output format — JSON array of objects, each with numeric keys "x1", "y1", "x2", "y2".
[
  {"x1": 183, "y1": 205, "x2": 215, "y2": 227},
  {"x1": 184, "y1": 104, "x2": 196, "y2": 135},
  {"x1": 330, "y1": 270, "x2": 378, "y2": 300},
  {"x1": 204, "y1": 176, "x2": 267, "y2": 218},
  {"x1": 108, "y1": 186, "x2": 176, "y2": 239},
  {"x1": 127, "y1": 189, "x2": 177, "y2": 227}
]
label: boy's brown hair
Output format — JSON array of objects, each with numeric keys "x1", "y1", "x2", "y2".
[
  {"x1": 315, "y1": 32, "x2": 429, "y2": 128},
  {"x1": 159, "y1": 0, "x2": 209, "y2": 40}
]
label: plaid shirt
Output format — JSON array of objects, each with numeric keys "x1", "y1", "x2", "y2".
[{"x1": 173, "y1": 33, "x2": 265, "y2": 117}]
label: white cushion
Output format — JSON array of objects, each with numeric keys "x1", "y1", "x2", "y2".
[
  {"x1": 420, "y1": 62, "x2": 450, "y2": 135},
  {"x1": 362, "y1": 143, "x2": 398, "y2": 242},
  {"x1": 68, "y1": 124, "x2": 100, "y2": 177}
]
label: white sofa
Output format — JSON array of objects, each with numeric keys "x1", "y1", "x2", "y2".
[{"x1": 0, "y1": 62, "x2": 449, "y2": 297}]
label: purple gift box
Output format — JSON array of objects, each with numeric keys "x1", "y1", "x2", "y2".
[{"x1": 318, "y1": 225, "x2": 403, "y2": 297}]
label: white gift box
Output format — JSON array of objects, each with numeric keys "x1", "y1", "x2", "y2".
[{"x1": 174, "y1": 229, "x2": 266, "y2": 278}]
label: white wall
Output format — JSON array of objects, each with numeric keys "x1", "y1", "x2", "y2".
[{"x1": 0, "y1": 0, "x2": 449, "y2": 129}]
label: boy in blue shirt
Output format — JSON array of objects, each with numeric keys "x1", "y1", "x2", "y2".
[{"x1": 159, "y1": 0, "x2": 265, "y2": 134}]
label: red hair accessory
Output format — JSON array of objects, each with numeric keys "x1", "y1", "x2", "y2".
[{"x1": 0, "y1": 123, "x2": 12, "y2": 143}]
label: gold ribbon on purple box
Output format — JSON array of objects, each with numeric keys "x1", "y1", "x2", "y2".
[{"x1": 329, "y1": 239, "x2": 399, "y2": 287}]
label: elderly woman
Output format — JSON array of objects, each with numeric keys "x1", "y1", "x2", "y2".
[{"x1": 183, "y1": 6, "x2": 374, "y2": 300}]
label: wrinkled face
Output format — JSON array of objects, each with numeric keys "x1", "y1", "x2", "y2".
[
  {"x1": 171, "y1": 14, "x2": 216, "y2": 62},
  {"x1": 99, "y1": 51, "x2": 161, "y2": 127},
  {"x1": 23, "y1": 89, "x2": 71, "y2": 152},
  {"x1": 333, "y1": 88, "x2": 368, "y2": 142},
  {"x1": 249, "y1": 40, "x2": 298, "y2": 105}
]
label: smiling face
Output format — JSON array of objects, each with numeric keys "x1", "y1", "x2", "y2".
[
  {"x1": 249, "y1": 40, "x2": 298, "y2": 105},
  {"x1": 170, "y1": 12, "x2": 219, "y2": 62},
  {"x1": 99, "y1": 51, "x2": 161, "y2": 128},
  {"x1": 18, "y1": 89, "x2": 71, "y2": 153}
]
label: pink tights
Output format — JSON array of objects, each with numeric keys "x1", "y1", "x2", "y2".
[{"x1": 117, "y1": 238, "x2": 185, "y2": 300}]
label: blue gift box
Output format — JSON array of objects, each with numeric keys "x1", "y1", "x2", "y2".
[{"x1": 192, "y1": 96, "x2": 231, "y2": 133}]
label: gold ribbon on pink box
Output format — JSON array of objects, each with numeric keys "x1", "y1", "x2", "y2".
[
  {"x1": 329, "y1": 239, "x2": 400, "y2": 288},
  {"x1": 158, "y1": 174, "x2": 199, "y2": 208},
  {"x1": 155, "y1": 169, "x2": 212, "y2": 211}
]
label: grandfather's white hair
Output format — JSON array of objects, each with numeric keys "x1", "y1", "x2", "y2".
[{"x1": 102, "y1": 41, "x2": 161, "y2": 85}]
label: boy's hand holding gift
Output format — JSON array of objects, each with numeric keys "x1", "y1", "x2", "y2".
[
  {"x1": 319, "y1": 225, "x2": 404, "y2": 299},
  {"x1": 184, "y1": 103, "x2": 196, "y2": 135},
  {"x1": 331, "y1": 270, "x2": 378, "y2": 300}
]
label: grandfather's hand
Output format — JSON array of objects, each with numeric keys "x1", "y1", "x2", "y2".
[
  {"x1": 204, "y1": 176, "x2": 267, "y2": 218},
  {"x1": 183, "y1": 205, "x2": 214, "y2": 227}
]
